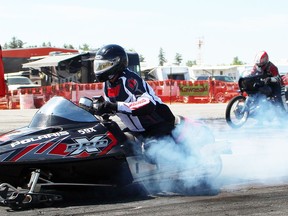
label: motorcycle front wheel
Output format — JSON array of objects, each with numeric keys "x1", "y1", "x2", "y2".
[{"x1": 225, "y1": 95, "x2": 248, "y2": 129}]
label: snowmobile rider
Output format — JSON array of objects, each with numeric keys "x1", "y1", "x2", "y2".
[
  {"x1": 251, "y1": 51, "x2": 287, "y2": 113},
  {"x1": 93, "y1": 44, "x2": 176, "y2": 149}
]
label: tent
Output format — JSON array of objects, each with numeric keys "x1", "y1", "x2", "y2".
[{"x1": 22, "y1": 53, "x2": 82, "y2": 68}]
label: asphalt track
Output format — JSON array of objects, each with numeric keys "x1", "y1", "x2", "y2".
[{"x1": 1, "y1": 103, "x2": 288, "y2": 215}]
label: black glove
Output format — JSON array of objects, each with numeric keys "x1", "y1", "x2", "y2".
[
  {"x1": 96, "y1": 101, "x2": 117, "y2": 115},
  {"x1": 264, "y1": 77, "x2": 271, "y2": 85}
]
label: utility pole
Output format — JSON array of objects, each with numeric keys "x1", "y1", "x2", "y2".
[{"x1": 196, "y1": 37, "x2": 204, "y2": 65}]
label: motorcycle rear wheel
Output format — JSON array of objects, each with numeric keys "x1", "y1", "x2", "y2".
[{"x1": 225, "y1": 95, "x2": 248, "y2": 129}]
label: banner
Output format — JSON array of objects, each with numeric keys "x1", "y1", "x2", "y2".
[
  {"x1": 179, "y1": 83, "x2": 209, "y2": 96},
  {"x1": 0, "y1": 45, "x2": 6, "y2": 97}
]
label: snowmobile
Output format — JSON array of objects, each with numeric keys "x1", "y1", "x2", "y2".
[{"x1": 0, "y1": 96, "x2": 230, "y2": 210}]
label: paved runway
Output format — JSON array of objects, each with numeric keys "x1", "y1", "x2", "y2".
[{"x1": 1, "y1": 103, "x2": 288, "y2": 215}]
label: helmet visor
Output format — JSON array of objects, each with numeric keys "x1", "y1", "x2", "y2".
[
  {"x1": 256, "y1": 61, "x2": 266, "y2": 67},
  {"x1": 255, "y1": 51, "x2": 268, "y2": 67},
  {"x1": 93, "y1": 57, "x2": 120, "y2": 73}
]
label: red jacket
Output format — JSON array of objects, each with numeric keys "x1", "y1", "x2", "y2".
[{"x1": 251, "y1": 62, "x2": 283, "y2": 85}]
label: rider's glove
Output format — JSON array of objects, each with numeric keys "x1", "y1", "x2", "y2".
[
  {"x1": 96, "y1": 101, "x2": 117, "y2": 115},
  {"x1": 264, "y1": 77, "x2": 271, "y2": 85}
]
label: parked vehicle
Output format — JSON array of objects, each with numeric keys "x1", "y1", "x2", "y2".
[
  {"x1": 22, "y1": 51, "x2": 140, "y2": 86},
  {"x1": 144, "y1": 66, "x2": 192, "y2": 81},
  {"x1": 4, "y1": 76, "x2": 44, "y2": 109},
  {"x1": 5, "y1": 76, "x2": 40, "y2": 91},
  {"x1": 196, "y1": 75, "x2": 235, "y2": 82}
]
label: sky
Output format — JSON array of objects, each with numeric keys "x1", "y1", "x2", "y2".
[{"x1": 1, "y1": 0, "x2": 288, "y2": 67}]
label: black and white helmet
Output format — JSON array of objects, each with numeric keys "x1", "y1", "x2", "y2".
[{"x1": 93, "y1": 44, "x2": 128, "y2": 82}]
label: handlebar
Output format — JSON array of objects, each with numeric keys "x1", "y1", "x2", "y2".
[
  {"x1": 238, "y1": 76, "x2": 266, "y2": 93},
  {"x1": 79, "y1": 96, "x2": 115, "y2": 120},
  {"x1": 78, "y1": 96, "x2": 101, "y2": 113},
  {"x1": 253, "y1": 78, "x2": 265, "y2": 88}
]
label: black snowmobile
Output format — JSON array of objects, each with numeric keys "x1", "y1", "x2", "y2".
[{"x1": 0, "y1": 96, "x2": 229, "y2": 209}]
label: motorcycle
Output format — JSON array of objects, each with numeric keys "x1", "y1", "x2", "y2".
[
  {"x1": 225, "y1": 70, "x2": 286, "y2": 128},
  {"x1": 0, "y1": 96, "x2": 229, "y2": 210}
]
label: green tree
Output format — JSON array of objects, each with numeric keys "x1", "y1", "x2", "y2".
[
  {"x1": 174, "y1": 53, "x2": 183, "y2": 65},
  {"x1": 27, "y1": 45, "x2": 38, "y2": 48},
  {"x1": 186, "y1": 60, "x2": 197, "y2": 67},
  {"x1": 128, "y1": 48, "x2": 136, "y2": 52},
  {"x1": 42, "y1": 42, "x2": 52, "y2": 47},
  {"x1": 63, "y1": 44, "x2": 74, "y2": 49},
  {"x1": 127, "y1": 49, "x2": 145, "y2": 62},
  {"x1": 158, "y1": 47, "x2": 166, "y2": 66},
  {"x1": 79, "y1": 43, "x2": 90, "y2": 51},
  {"x1": 8, "y1": 36, "x2": 25, "y2": 48},
  {"x1": 3, "y1": 43, "x2": 9, "y2": 49},
  {"x1": 231, "y1": 56, "x2": 244, "y2": 65},
  {"x1": 139, "y1": 54, "x2": 145, "y2": 62}
]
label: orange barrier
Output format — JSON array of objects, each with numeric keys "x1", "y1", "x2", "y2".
[
  {"x1": 147, "y1": 79, "x2": 239, "y2": 104},
  {"x1": 176, "y1": 80, "x2": 210, "y2": 103},
  {"x1": 174, "y1": 80, "x2": 239, "y2": 103},
  {"x1": 8, "y1": 90, "x2": 18, "y2": 109},
  {"x1": 0, "y1": 80, "x2": 241, "y2": 109},
  {"x1": 72, "y1": 83, "x2": 104, "y2": 104},
  {"x1": 19, "y1": 89, "x2": 35, "y2": 109}
]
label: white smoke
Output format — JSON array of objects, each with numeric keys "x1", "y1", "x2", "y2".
[
  {"x1": 131, "y1": 100, "x2": 288, "y2": 196},
  {"x1": 219, "y1": 127, "x2": 288, "y2": 188},
  {"x1": 140, "y1": 118, "x2": 229, "y2": 195},
  {"x1": 216, "y1": 100, "x2": 288, "y2": 191}
]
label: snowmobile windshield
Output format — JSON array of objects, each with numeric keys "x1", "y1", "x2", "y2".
[
  {"x1": 238, "y1": 70, "x2": 265, "y2": 94},
  {"x1": 29, "y1": 96, "x2": 98, "y2": 128},
  {"x1": 239, "y1": 70, "x2": 253, "y2": 79},
  {"x1": 239, "y1": 69, "x2": 266, "y2": 79}
]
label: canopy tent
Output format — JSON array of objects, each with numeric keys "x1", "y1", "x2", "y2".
[{"x1": 22, "y1": 53, "x2": 82, "y2": 68}]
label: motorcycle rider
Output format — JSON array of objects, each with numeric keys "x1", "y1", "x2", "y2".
[
  {"x1": 250, "y1": 51, "x2": 287, "y2": 113},
  {"x1": 93, "y1": 44, "x2": 176, "y2": 155}
]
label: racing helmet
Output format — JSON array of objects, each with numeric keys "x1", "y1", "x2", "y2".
[
  {"x1": 254, "y1": 51, "x2": 269, "y2": 67},
  {"x1": 93, "y1": 44, "x2": 128, "y2": 82}
]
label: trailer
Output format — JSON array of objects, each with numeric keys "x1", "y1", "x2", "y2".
[
  {"x1": 144, "y1": 66, "x2": 192, "y2": 81},
  {"x1": 22, "y1": 51, "x2": 141, "y2": 86}
]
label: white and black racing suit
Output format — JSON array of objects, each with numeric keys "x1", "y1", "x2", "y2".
[{"x1": 103, "y1": 69, "x2": 175, "y2": 138}]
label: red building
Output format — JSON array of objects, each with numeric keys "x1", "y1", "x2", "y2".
[{"x1": 2, "y1": 47, "x2": 78, "y2": 73}]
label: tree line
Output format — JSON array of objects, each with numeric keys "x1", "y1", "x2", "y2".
[{"x1": 2, "y1": 36, "x2": 244, "y2": 66}]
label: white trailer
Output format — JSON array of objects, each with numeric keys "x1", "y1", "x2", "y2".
[{"x1": 146, "y1": 66, "x2": 191, "y2": 81}]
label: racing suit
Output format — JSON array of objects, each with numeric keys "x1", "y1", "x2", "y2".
[
  {"x1": 103, "y1": 68, "x2": 176, "y2": 139},
  {"x1": 251, "y1": 62, "x2": 287, "y2": 113}
]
